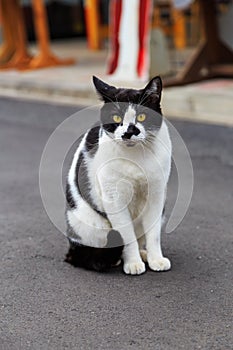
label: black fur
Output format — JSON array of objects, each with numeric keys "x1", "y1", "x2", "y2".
[
  {"x1": 65, "y1": 230, "x2": 123, "y2": 272},
  {"x1": 93, "y1": 76, "x2": 163, "y2": 134},
  {"x1": 122, "y1": 123, "x2": 140, "y2": 140},
  {"x1": 162, "y1": 205, "x2": 165, "y2": 216},
  {"x1": 85, "y1": 125, "x2": 100, "y2": 156},
  {"x1": 75, "y1": 151, "x2": 107, "y2": 219},
  {"x1": 66, "y1": 183, "x2": 76, "y2": 209},
  {"x1": 93, "y1": 75, "x2": 162, "y2": 112}
]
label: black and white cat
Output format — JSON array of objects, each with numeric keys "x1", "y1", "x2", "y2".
[{"x1": 65, "y1": 76, "x2": 172, "y2": 275}]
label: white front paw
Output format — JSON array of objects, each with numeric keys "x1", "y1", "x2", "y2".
[
  {"x1": 123, "y1": 261, "x2": 146, "y2": 275},
  {"x1": 148, "y1": 257, "x2": 171, "y2": 272}
]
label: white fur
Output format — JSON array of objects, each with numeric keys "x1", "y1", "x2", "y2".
[
  {"x1": 123, "y1": 105, "x2": 136, "y2": 124},
  {"x1": 68, "y1": 133, "x2": 87, "y2": 208},
  {"x1": 66, "y1": 113, "x2": 172, "y2": 275}
]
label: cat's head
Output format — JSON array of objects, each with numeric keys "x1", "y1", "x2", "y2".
[{"x1": 93, "y1": 76, "x2": 163, "y2": 146}]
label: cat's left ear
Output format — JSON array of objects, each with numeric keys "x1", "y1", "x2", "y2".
[{"x1": 142, "y1": 76, "x2": 162, "y2": 102}]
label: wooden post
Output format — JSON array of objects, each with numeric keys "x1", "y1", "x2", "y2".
[
  {"x1": 0, "y1": 0, "x2": 75, "y2": 70},
  {"x1": 0, "y1": 0, "x2": 31, "y2": 69},
  {"x1": 84, "y1": 0, "x2": 102, "y2": 50},
  {"x1": 0, "y1": 0, "x2": 15, "y2": 63},
  {"x1": 27, "y1": 0, "x2": 74, "y2": 69},
  {"x1": 172, "y1": 8, "x2": 186, "y2": 49},
  {"x1": 164, "y1": 0, "x2": 233, "y2": 86}
]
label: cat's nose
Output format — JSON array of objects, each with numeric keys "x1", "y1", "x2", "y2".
[{"x1": 122, "y1": 124, "x2": 140, "y2": 140}]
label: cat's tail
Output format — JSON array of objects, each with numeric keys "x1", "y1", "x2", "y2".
[{"x1": 65, "y1": 230, "x2": 123, "y2": 272}]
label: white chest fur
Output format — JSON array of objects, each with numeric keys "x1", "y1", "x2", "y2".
[{"x1": 87, "y1": 121, "x2": 171, "y2": 218}]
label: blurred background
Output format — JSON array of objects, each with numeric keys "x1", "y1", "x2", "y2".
[{"x1": 0, "y1": 0, "x2": 232, "y2": 124}]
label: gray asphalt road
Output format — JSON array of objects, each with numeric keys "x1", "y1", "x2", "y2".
[{"x1": 0, "y1": 97, "x2": 232, "y2": 350}]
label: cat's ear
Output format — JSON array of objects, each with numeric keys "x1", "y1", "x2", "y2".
[
  {"x1": 93, "y1": 76, "x2": 117, "y2": 103},
  {"x1": 142, "y1": 76, "x2": 162, "y2": 102}
]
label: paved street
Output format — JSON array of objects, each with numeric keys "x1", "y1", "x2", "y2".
[{"x1": 0, "y1": 97, "x2": 232, "y2": 350}]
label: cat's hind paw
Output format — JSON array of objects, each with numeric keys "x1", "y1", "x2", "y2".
[
  {"x1": 148, "y1": 257, "x2": 171, "y2": 272},
  {"x1": 123, "y1": 261, "x2": 146, "y2": 275}
]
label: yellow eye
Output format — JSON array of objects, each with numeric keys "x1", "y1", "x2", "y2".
[
  {"x1": 112, "y1": 115, "x2": 122, "y2": 123},
  {"x1": 137, "y1": 113, "x2": 146, "y2": 122}
]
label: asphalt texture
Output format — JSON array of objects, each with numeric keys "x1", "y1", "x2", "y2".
[{"x1": 0, "y1": 97, "x2": 232, "y2": 350}]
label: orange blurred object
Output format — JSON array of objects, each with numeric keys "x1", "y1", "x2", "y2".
[
  {"x1": 84, "y1": 0, "x2": 101, "y2": 50},
  {"x1": 0, "y1": 0, "x2": 31, "y2": 69},
  {"x1": 152, "y1": 1, "x2": 187, "y2": 49},
  {"x1": 172, "y1": 8, "x2": 186, "y2": 49},
  {"x1": 84, "y1": 0, "x2": 109, "y2": 50},
  {"x1": 0, "y1": 0, "x2": 74, "y2": 70}
]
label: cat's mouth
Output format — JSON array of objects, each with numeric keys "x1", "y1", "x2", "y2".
[
  {"x1": 123, "y1": 140, "x2": 137, "y2": 147},
  {"x1": 114, "y1": 138, "x2": 137, "y2": 147},
  {"x1": 113, "y1": 135, "x2": 144, "y2": 147}
]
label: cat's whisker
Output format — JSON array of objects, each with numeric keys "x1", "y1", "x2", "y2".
[
  {"x1": 139, "y1": 92, "x2": 150, "y2": 106},
  {"x1": 114, "y1": 94, "x2": 120, "y2": 109},
  {"x1": 98, "y1": 90, "x2": 119, "y2": 109}
]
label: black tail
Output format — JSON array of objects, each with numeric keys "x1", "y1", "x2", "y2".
[{"x1": 65, "y1": 230, "x2": 123, "y2": 272}]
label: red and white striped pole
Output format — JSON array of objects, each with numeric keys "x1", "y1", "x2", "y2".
[{"x1": 107, "y1": 0, "x2": 151, "y2": 81}]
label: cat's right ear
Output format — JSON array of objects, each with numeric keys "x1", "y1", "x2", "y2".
[{"x1": 93, "y1": 76, "x2": 117, "y2": 103}]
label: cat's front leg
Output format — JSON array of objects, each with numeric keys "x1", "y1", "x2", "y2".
[
  {"x1": 122, "y1": 240, "x2": 146, "y2": 275},
  {"x1": 109, "y1": 211, "x2": 145, "y2": 275},
  {"x1": 143, "y1": 202, "x2": 171, "y2": 272},
  {"x1": 100, "y1": 186, "x2": 145, "y2": 275}
]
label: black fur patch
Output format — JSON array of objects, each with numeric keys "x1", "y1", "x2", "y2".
[
  {"x1": 162, "y1": 205, "x2": 165, "y2": 216},
  {"x1": 85, "y1": 125, "x2": 100, "y2": 157},
  {"x1": 100, "y1": 102, "x2": 123, "y2": 134},
  {"x1": 65, "y1": 230, "x2": 123, "y2": 272},
  {"x1": 75, "y1": 151, "x2": 107, "y2": 219},
  {"x1": 101, "y1": 102, "x2": 162, "y2": 135},
  {"x1": 66, "y1": 183, "x2": 76, "y2": 209},
  {"x1": 93, "y1": 76, "x2": 163, "y2": 134},
  {"x1": 93, "y1": 75, "x2": 162, "y2": 113},
  {"x1": 122, "y1": 123, "x2": 140, "y2": 140}
]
